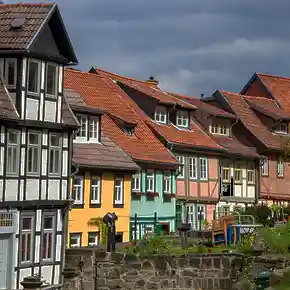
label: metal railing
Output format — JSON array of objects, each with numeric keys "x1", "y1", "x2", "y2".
[{"x1": 0, "y1": 212, "x2": 14, "y2": 227}]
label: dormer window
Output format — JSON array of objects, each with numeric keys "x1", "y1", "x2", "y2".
[
  {"x1": 154, "y1": 106, "x2": 167, "y2": 124},
  {"x1": 210, "y1": 124, "x2": 229, "y2": 136},
  {"x1": 75, "y1": 114, "x2": 100, "y2": 142},
  {"x1": 176, "y1": 110, "x2": 189, "y2": 128},
  {"x1": 123, "y1": 127, "x2": 134, "y2": 136},
  {"x1": 274, "y1": 123, "x2": 288, "y2": 134}
]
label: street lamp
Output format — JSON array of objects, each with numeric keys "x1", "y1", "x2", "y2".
[{"x1": 103, "y1": 212, "x2": 118, "y2": 252}]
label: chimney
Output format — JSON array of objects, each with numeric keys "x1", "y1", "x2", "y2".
[
  {"x1": 201, "y1": 93, "x2": 204, "y2": 99},
  {"x1": 146, "y1": 76, "x2": 159, "y2": 85}
]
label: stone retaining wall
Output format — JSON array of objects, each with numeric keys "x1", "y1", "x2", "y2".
[{"x1": 64, "y1": 248, "x2": 244, "y2": 290}]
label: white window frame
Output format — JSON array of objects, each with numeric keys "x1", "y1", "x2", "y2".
[
  {"x1": 89, "y1": 117, "x2": 99, "y2": 141},
  {"x1": 222, "y1": 161, "x2": 231, "y2": 183},
  {"x1": 247, "y1": 163, "x2": 255, "y2": 184},
  {"x1": 70, "y1": 233, "x2": 81, "y2": 248},
  {"x1": 0, "y1": 58, "x2": 3, "y2": 78},
  {"x1": 114, "y1": 176, "x2": 124, "y2": 205},
  {"x1": 199, "y1": 157, "x2": 208, "y2": 180},
  {"x1": 132, "y1": 172, "x2": 141, "y2": 192},
  {"x1": 27, "y1": 59, "x2": 41, "y2": 95},
  {"x1": 49, "y1": 133, "x2": 61, "y2": 176},
  {"x1": 27, "y1": 131, "x2": 41, "y2": 175},
  {"x1": 277, "y1": 157, "x2": 284, "y2": 177},
  {"x1": 261, "y1": 157, "x2": 269, "y2": 176},
  {"x1": 176, "y1": 156, "x2": 185, "y2": 178},
  {"x1": 88, "y1": 232, "x2": 100, "y2": 246},
  {"x1": 76, "y1": 115, "x2": 88, "y2": 139},
  {"x1": 41, "y1": 213, "x2": 55, "y2": 261},
  {"x1": 72, "y1": 176, "x2": 83, "y2": 204},
  {"x1": 176, "y1": 110, "x2": 189, "y2": 128},
  {"x1": 210, "y1": 123, "x2": 229, "y2": 136},
  {"x1": 163, "y1": 171, "x2": 171, "y2": 193},
  {"x1": 20, "y1": 214, "x2": 34, "y2": 263},
  {"x1": 5, "y1": 58, "x2": 17, "y2": 88},
  {"x1": 7, "y1": 130, "x2": 20, "y2": 175},
  {"x1": 154, "y1": 106, "x2": 167, "y2": 124},
  {"x1": 91, "y1": 176, "x2": 101, "y2": 204},
  {"x1": 189, "y1": 157, "x2": 197, "y2": 179},
  {"x1": 275, "y1": 123, "x2": 288, "y2": 134},
  {"x1": 234, "y1": 163, "x2": 242, "y2": 184},
  {"x1": 146, "y1": 171, "x2": 155, "y2": 192},
  {"x1": 46, "y1": 62, "x2": 58, "y2": 97}
]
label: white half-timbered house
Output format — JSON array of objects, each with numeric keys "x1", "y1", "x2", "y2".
[{"x1": 0, "y1": 3, "x2": 79, "y2": 289}]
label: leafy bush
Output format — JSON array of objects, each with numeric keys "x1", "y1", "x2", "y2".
[{"x1": 243, "y1": 205, "x2": 274, "y2": 227}]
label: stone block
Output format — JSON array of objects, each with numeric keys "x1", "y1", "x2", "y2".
[
  {"x1": 141, "y1": 259, "x2": 154, "y2": 270},
  {"x1": 123, "y1": 253, "x2": 139, "y2": 264},
  {"x1": 145, "y1": 281, "x2": 158, "y2": 289},
  {"x1": 182, "y1": 268, "x2": 198, "y2": 278},
  {"x1": 188, "y1": 256, "x2": 200, "y2": 268},
  {"x1": 201, "y1": 256, "x2": 213, "y2": 269},
  {"x1": 135, "y1": 278, "x2": 146, "y2": 288},
  {"x1": 110, "y1": 252, "x2": 125, "y2": 264},
  {"x1": 179, "y1": 276, "x2": 193, "y2": 288},
  {"x1": 159, "y1": 279, "x2": 169, "y2": 289}
]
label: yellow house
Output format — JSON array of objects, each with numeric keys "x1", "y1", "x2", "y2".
[{"x1": 64, "y1": 89, "x2": 139, "y2": 247}]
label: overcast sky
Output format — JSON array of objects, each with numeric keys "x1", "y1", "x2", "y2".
[{"x1": 6, "y1": 0, "x2": 290, "y2": 96}]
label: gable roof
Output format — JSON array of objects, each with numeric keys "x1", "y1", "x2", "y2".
[
  {"x1": 94, "y1": 68, "x2": 195, "y2": 110},
  {"x1": 95, "y1": 68, "x2": 224, "y2": 153},
  {"x1": 243, "y1": 95, "x2": 290, "y2": 121},
  {"x1": 0, "y1": 2, "x2": 77, "y2": 63},
  {"x1": 170, "y1": 92, "x2": 237, "y2": 119},
  {"x1": 217, "y1": 90, "x2": 282, "y2": 150},
  {"x1": 64, "y1": 69, "x2": 178, "y2": 168}
]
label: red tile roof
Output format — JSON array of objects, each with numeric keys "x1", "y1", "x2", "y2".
[
  {"x1": 219, "y1": 90, "x2": 282, "y2": 150},
  {"x1": 95, "y1": 68, "x2": 196, "y2": 110},
  {"x1": 243, "y1": 96, "x2": 290, "y2": 120},
  {"x1": 256, "y1": 73, "x2": 290, "y2": 113},
  {"x1": 96, "y1": 69, "x2": 224, "y2": 152},
  {"x1": 64, "y1": 69, "x2": 178, "y2": 168},
  {"x1": 170, "y1": 92, "x2": 237, "y2": 119}
]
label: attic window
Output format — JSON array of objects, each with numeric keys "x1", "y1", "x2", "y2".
[
  {"x1": 123, "y1": 127, "x2": 134, "y2": 136},
  {"x1": 274, "y1": 123, "x2": 288, "y2": 135},
  {"x1": 210, "y1": 124, "x2": 229, "y2": 136},
  {"x1": 154, "y1": 106, "x2": 167, "y2": 124},
  {"x1": 176, "y1": 110, "x2": 189, "y2": 128}
]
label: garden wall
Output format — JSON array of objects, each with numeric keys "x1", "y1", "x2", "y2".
[{"x1": 64, "y1": 248, "x2": 244, "y2": 290}]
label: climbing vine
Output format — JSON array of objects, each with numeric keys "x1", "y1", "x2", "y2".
[{"x1": 87, "y1": 216, "x2": 109, "y2": 246}]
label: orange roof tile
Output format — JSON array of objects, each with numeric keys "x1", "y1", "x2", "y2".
[
  {"x1": 219, "y1": 90, "x2": 282, "y2": 150},
  {"x1": 96, "y1": 69, "x2": 224, "y2": 152},
  {"x1": 64, "y1": 69, "x2": 178, "y2": 168}
]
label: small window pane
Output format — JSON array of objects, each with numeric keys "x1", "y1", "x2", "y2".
[
  {"x1": 28, "y1": 60, "x2": 39, "y2": 93},
  {"x1": 22, "y1": 217, "x2": 32, "y2": 230},
  {"x1": 6, "y1": 59, "x2": 16, "y2": 86},
  {"x1": 46, "y1": 64, "x2": 57, "y2": 95}
]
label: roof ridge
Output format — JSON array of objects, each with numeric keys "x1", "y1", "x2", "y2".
[
  {"x1": 96, "y1": 68, "x2": 153, "y2": 85},
  {"x1": 257, "y1": 72, "x2": 290, "y2": 81},
  {"x1": 0, "y1": 2, "x2": 54, "y2": 7},
  {"x1": 64, "y1": 68, "x2": 96, "y2": 76}
]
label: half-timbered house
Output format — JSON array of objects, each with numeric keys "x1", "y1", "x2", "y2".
[{"x1": 0, "y1": 3, "x2": 78, "y2": 288}]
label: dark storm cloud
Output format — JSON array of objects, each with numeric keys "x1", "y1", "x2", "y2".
[{"x1": 6, "y1": 0, "x2": 290, "y2": 96}]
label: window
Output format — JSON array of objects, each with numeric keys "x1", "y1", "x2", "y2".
[
  {"x1": 222, "y1": 161, "x2": 231, "y2": 182},
  {"x1": 247, "y1": 163, "x2": 255, "y2": 184},
  {"x1": 234, "y1": 163, "x2": 242, "y2": 184},
  {"x1": 261, "y1": 157, "x2": 269, "y2": 176},
  {"x1": 27, "y1": 132, "x2": 40, "y2": 175},
  {"x1": 89, "y1": 117, "x2": 99, "y2": 140},
  {"x1": 210, "y1": 123, "x2": 229, "y2": 136},
  {"x1": 277, "y1": 157, "x2": 284, "y2": 177},
  {"x1": 5, "y1": 58, "x2": 17, "y2": 87},
  {"x1": 91, "y1": 176, "x2": 101, "y2": 203},
  {"x1": 72, "y1": 176, "x2": 83, "y2": 204},
  {"x1": 163, "y1": 171, "x2": 171, "y2": 193},
  {"x1": 132, "y1": 172, "x2": 141, "y2": 192},
  {"x1": 49, "y1": 134, "x2": 61, "y2": 175},
  {"x1": 200, "y1": 157, "x2": 208, "y2": 180},
  {"x1": 176, "y1": 110, "x2": 189, "y2": 128},
  {"x1": 7, "y1": 130, "x2": 20, "y2": 175},
  {"x1": 146, "y1": 171, "x2": 155, "y2": 192},
  {"x1": 77, "y1": 115, "x2": 88, "y2": 138},
  {"x1": 28, "y1": 59, "x2": 40, "y2": 94},
  {"x1": 218, "y1": 206, "x2": 230, "y2": 217},
  {"x1": 70, "y1": 233, "x2": 81, "y2": 248},
  {"x1": 176, "y1": 156, "x2": 185, "y2": 178},
  {"x1": 46, "y1": 63, "x2": 58, "y2": 96},
  {"x1": 42, "y1": 214, "x2": 55, "y2": 261},
  {"x1": 114, "y1": 176, "x2": 124, "y2": 205},
  {"x1": 88, "y1": 232, "x2": 99, "y2": 246},
  {"x1": 189, "y1": 157, "x2": 197, "y2": 179},
  {"x1": 21, "y1": 216, "x2": 34, "y2": 263},
  {"x1": 274, "y1": 123, "x2": 288, "y2": 134},
  {"x1": 154, "y1": 106, "x2": 167, "y2": 124},
  {"x1": 123, "y1": 127, "x2": 134, "y2": 136}
]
